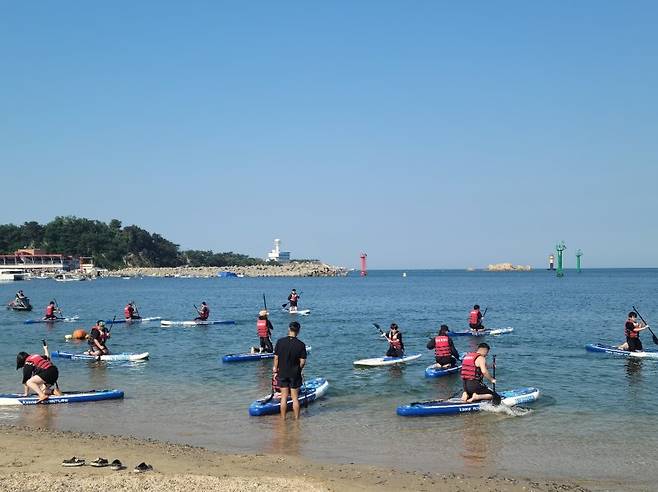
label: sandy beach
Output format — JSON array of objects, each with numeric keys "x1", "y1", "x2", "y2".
[{"x1": 0, "y1": 425, "x2": 624, "y2": 491}]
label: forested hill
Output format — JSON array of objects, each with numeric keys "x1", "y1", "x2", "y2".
[{"x1": 0, "y1": 217, "x2": 268, "y2": 270}]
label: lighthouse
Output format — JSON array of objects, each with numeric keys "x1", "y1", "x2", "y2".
[{"x1": 360, "y1": 252, "x2": 367, "y2": 277}]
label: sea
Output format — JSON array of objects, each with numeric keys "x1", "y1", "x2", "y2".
[{"x1": 1, "y1": 269, "x2": 657, "y2": 486}]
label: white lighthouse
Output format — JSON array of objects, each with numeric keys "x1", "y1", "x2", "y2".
[{"x1": 267, "y1": 239, "x2": 291, "y2": 263}]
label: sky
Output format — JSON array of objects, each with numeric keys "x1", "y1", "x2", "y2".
[{"x1": 1, "y1": 2, "x2": 657, "y2": 269}]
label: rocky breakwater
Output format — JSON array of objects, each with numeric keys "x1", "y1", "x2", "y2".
[
  {"x1": 487, "y1": 262, "x2": 532, "y2": 272},
  {"x1": 108, "y1": 262, "x2": 349, "y2": 278}
]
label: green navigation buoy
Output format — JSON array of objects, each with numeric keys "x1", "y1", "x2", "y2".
[
  {"x1": 556, "y1": 241, "x2": 567, "y2": 277},
  {"x1": 576, "y1": 249, "x2": 583, "y2": 273}
]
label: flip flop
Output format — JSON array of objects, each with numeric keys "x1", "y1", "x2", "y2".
[
  {"x1": 90, "y1": 457, "x2": 109, "y2": 467},
  {"x1": 110, "y1": 459, "x2": 126, "y2": 471},
  {"x1": 62, "y1": 457, "x2": 85, "y2": 467},
  {"x1": 133, "y1": 462, "x2": 153, "y2": 473}
]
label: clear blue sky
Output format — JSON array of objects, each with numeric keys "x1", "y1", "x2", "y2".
[{"x1": 1, "y1": 2, "x2": 657, "y2": 268}]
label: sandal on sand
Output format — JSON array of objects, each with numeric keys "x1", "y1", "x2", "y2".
[
  {"x1": 90, "y1": 458, "x2": 109, "y2": 467},
  {"x1": 62, "y1": 457, "x2": 85, "y2": 467},
  {"x1": 133, "y1": 462, "x2": 153, "y2": 473},
  {"x1": 110, "y1": 459, "x2": 126, "y2": 471}
]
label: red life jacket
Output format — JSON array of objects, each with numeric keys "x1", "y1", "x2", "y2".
[
  {"x1": 199, "y1": 306, "x2": 209, "y2": 320},
  {"x1": 26, "y1": 354, "x2": 52, "y2": 371},
  {"x1": 257, "y1": 318, "x2": 269, "y2": 337},
  {"x1": 389, "y1": 332, "x2": 402, "y2": 350},
  {"x1": 290, "y1": 294, "x2": 299, "y2": 302},
  {"x1": 124, "y1": 305, "x2": 133, "y2": 318},
  {"x1": 469, "y1": 310, "x2": 480, "y2": 325},
  {"x1": 625, "y1": 320, "x2": 638, "y2": 339},
  {"x1": 45, "y1": 305, "x2": 55, "y2": 316},
  {"x1": 434, "y1": 336, "x2": 451, "y2": 357},
  {"x1": 461, "y1": 352, "x2": 483, "y2": 381}
]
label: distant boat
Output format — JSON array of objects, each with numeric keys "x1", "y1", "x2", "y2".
[
  {"x1": 402, "y1": 272, "x2": 407, "y2": 277},
  {"x1": 218, "y1": 271, "x2": 238, "y2": 278},
  {"x1": 0, "y1": 270, "x2": 28, "y2": 281},
  {"x1": 54, "y1": 273, "x2": 85, "y2": 282}
]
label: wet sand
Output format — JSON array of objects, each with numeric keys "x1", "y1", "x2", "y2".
[{"x1": 0, "y1": 425, "x2": 625, "y2": 491}]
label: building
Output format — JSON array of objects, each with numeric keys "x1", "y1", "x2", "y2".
[
  {"x1": 266, "y1": 239, "x2": 291, "y2": 263},
  {"x1": 0, "y1": 249, "x2": 90, "y2": 273}
]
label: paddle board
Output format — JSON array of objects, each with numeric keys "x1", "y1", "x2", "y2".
[
  {"x1": 353, "y1": 353, "x2": 422, "y2": 367},
  {"x1": 0, "y1": 389, "x2": 125, "y2": 406},
  {"x1": 425, "y1": 363, "x2": 462, "y2": 378},
  {"x1": 160, "y1": 320, "x2": 236, "y2": 326},
  {"x1": 104, "y1": 317, "x2": 161, "y2": 324},
  {"x1": 24, "y1": 316, "x2": 80, "y2": 324},
  {"x1": 248, "y1": 378, "x2": 328, "y2": 416},
  {"x1": 448, "y1": 327, "x2": 514, "y2": 337},
  {"x1": 222, "y1": 346, "x2": 312, "y2": 363},
  {"x1": 282, "y1": 308, "x2": 311, "y2": 316},
  {"x1": 585, "y1": 343, "x2": 658, "y2": 359},
  {"x1": 51, "y1": 351, "x2": 149, "y2": 362},
  {"x1": 397, "y1": 387, "x2": 540, "y2": 416}
]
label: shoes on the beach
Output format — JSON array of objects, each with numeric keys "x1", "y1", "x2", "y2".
[
  {"x1": 133, "y1": 462, "x2": 153, "y2": 473},
  {"x1": 110, "y1": 459, "x2": 126, "y2": 471},
  {"x1": 62, "y1": 457, "x2": 85, "y2": 467},
  {"x1": 90, "y1": 457, "x2": 109, "y2": 467}
]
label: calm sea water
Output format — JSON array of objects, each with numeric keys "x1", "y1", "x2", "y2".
[{"x1": 1, "y1": 270, "x2": 657, "y2": 485}]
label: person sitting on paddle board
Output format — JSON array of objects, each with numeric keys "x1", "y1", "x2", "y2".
[
  {"x1": 195, "y1": 302, "x2": 210, "y2": 321},
  {"x1": 124, "y1": 301, "x2": 141, "y2": 320},
  {"x1": 16, "y1": 351, "x2": 61, "y2": 402},
  {"x1": 619, "y1": 311, "x2": 648, "y2": 352},
  {"x1": 273, "y1": 321, "x2": 307, "y2": 420},
  {"x1": 426, "y1": 324, "x2": 460, "y2": 368},
  {"x1": 254, "y1": 310, "x2": 274, "y2": 353},
  {"x1": 468, "y1": 305, "x2": 485, "y2": 331},
  {"x1": 385, "y1": 323, "x2": 404, "y2": 357},
  {"x1": 13, "y1": 290, "x2": 30, "y2": 309},
  {"x1": 460, "y1": 343, "x2": 500, "y2": 404},
  {"x1": 86, "y1": 320, "x2": 110, "y2": 356},
  {"x1": 287, "y1": 289, "x2": 300, "y2": 313},
  {"x1": 44, "y1": 301, "x2": 59, "y2": 320}
]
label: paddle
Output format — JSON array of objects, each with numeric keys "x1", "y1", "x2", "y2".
[
  {"x1": 373, "y1": 323, "x2": 386, "y2": 338},
  {"x1": 482, "y1": 307, "x2": 488, "y2": 318},
  {"x1": 632, "y1": 306, "x2": 658, "y2": 345},
  {"x1": 263, "y1": 294, "x2": 268, "y2": 311},
  {"x1": 492, "y1": 355, "x2": 496, "y2": 393},
  {"x1": 108, "y1": 315, "x2": 116, "y2": 333},
  {"x1": 53, "y1": 298, "x2": 63, "y2": 318}
]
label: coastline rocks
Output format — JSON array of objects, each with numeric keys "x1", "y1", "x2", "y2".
[
  {"x1": 107, "y1": 262, "x2": 348, "y2": 278},
  {"x1": 487, "y1": 263, "x2": 532, "y2": 272}
]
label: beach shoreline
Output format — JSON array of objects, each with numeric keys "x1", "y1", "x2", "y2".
[{"x1": 0, "y1": 424, "x2": 629, "y2": 491}]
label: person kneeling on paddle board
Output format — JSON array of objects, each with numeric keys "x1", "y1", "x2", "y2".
[
  {"x1": 460, "y1": 343, "x2": 500, "y2": 404},
  {"x1": 16, "y1": 352, "x2": 61, "y2": 402},
  {"x1": 86, "y1": 321, "x2": 110, "y2": 357},
  {"x1": 468, "y1": 305, "x2": 485, "y2": 331},
  {"x1": 195, "y1": 302, "x2": 210, "y2": 321},
  {"x1": 253, "y1": 310, "x2": 274, "y2": 353},
  {"x1": 287, "y1": 289, "x2": 300, "y2": 313},
  {"x1": 273, "y1": 321, "x2": 307, "y2": 420},
  {"x1": 44, "y1": 301, "x2": 59, "y2": 320},
  {"x1": 426, "y1": 324, "x2": 459, "y2": 368},
  {"x1": 385, "y1": 323, "x2": 404, "y2": 357},
  {"x1": 124, "y1": 301, "x2": 141, "y2": 320},
  {"x1": 619, "y1": 311, "x2": 648, "y2": 352}
]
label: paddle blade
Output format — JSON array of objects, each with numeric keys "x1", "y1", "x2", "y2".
[{"x1": 653, "y1": 334, "x2": 658, "y2": 345}]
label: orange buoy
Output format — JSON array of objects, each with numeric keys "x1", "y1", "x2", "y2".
[{"x1": 71, "y1": 329, "x2": 87, "y2": 340}]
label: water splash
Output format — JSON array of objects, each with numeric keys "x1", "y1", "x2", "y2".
[{"x1": 480, "y1": 403, "x2": 533, "y2": 417}]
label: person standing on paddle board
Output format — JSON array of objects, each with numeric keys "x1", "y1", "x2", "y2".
[
  {"x1": 460, "y1": 343, "x2": 499, "y2": 404},
  {"x1": 44, "y1": 301, "x2": 59, "y2": 320},
  {"x1": 195, "y1": 302, "x2": 210, "y2": 321},
  {"x1": 87, "y1": 321, "x2": 110, "y2": 356},
  {"x1": 16, "y1": 351, "x2": 61, "y2": 402},
  {"x1": 287, "y1": 289, "x2": 300, "y2": 313},
  {"x1": 468, "y1": 305, "x2": 485, "y2": 331},
  {"x1": 273, "y1": 321, "x2": 307, "y2": 419},
  {"x1": 124, "y1": 301, "x2": 141, "y2": 320},
  {"x1": 254, "y1": 310, "x2": 274, "y2": 353},
  {"x1": 426, "y1": 324, "x2": 460, "y2": 368},
  {"x1": 385, "y1": 323, "x2": 404, "y2": 357},
  {"x1": 620, "y1": 311, "x2": 648, "y2": 352}
]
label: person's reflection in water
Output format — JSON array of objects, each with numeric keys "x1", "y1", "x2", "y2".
[
  {"x1": 17, "y1": 404, "x2": 57, "y2": 429},
  {"x1": 625, "y1": 359, "x2": 643, "y2": 400},
  {"x1": 267, "y1": 418, "x2": 302, "y2": 457},
  {"x1": 459, "y1": 416, "x2": 491, "y2": 471}
]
